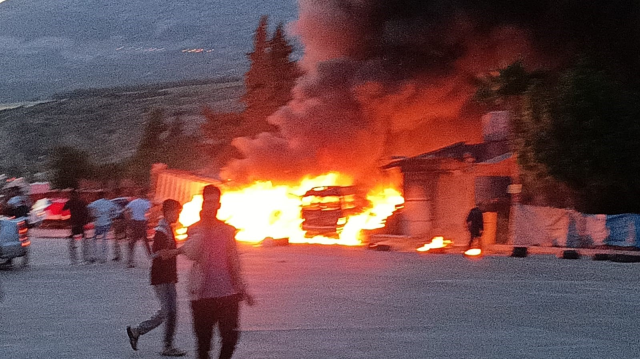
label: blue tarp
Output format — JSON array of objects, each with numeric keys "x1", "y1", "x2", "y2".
[
  {"x1": 566, "y1": 216, "x2": 582, "y2": 248},
  {"x1": 605, "y1": 214, "x2": 640, "y2": 247}
]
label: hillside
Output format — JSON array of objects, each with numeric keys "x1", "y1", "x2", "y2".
[{"x1": 0, "y1": 78, "x2": 244, "y2": 177}]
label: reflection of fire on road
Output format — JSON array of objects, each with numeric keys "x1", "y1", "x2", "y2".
[{"x1": 176, "y1": 172, "x2": 404, "y2": 246}]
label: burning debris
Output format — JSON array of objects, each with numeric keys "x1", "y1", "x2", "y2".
[
  {"x1": 416, "y1": 236, "x2": 452, "y2": 253},
  {"x1": 464, "y1": 248, "x2": 482, "y2": 257}
]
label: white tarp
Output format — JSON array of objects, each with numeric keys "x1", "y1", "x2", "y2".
[
  {"x1": 512, "y1": 204, "x2": 609, "y2": 247},
  {"x1": 513, "y1": 204, "x2": 568, "y2": 246},
  {"x1": 584, "y1": 214, "x2": 608, "y2": 246}
]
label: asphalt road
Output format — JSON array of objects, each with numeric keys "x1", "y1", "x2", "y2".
[{"x1": 2, "y1": 235, "x2": 640, "y2": 358}]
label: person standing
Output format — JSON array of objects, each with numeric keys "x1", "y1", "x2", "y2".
[
  {"x1": 124, "y1": 190, "x2": 152, "y2": 268},
  {"x1": 466, "y1": 204, "x2": 484, "y2": 250},
  {"x1": 63, "y1": 190, "x2": 90, "y2": 265},
  {"x1": 111, "y1": 191, "x2": 129, "y2": 262},
  {"x1": 175, "y1": 185, "x2": 255, "y2": 359},
  {"x1": 87, "y1": 191, "x2": 119, "y2": 263},
  {"x1": 127, "y1": 199, "x2": 186, "y2": 357}
]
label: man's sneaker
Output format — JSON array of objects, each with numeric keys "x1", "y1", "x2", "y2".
[
  {"x1": 161, "y1": 347, "x2": 187, "y2": 357},
  {"x1": 126, "y1": 326, "x2": 139, "y2": 351}
]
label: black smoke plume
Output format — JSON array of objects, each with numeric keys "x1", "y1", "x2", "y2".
[{"x1": 222, "y1": 0, "x2": 640, "y2": 185}]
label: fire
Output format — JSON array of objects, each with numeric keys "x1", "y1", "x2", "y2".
[
  {"x1": 177, "y1": 172, "x2": 404, "y2": 246},
  {"x1": 416, "y1": 236, "x2": 452, "y2": 252},
  {"x1": 464, "y1": 248, "x2": 483, "y2": 256}
]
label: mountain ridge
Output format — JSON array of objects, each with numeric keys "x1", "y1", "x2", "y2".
[{"x1": 0, "y1": 78, "x2": 244, "y2": 177}]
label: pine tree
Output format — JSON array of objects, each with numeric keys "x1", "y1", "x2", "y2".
[
  {"x1": 48, "y1": 146, "x2": 93, "y2": 189},
  {"x1": 164, "y1": 115, "x2": 186, "y2": 169},
  {"x1": 268, "y1": 22, "x2": 298, "y2": 112},
  {"x1": 241, "y1": 17, "x2": 299, "y2": 137},
  {"x1": 128, "y1": 108, "x2": 167, "y2": 183},
  {"x1": 242, "y1": 15, "x2": 275, "y2": 136},
  {"x1": 200, "y1": 106, "x2": 243, "y2": 171},
  {"x1": 136, "y1": 109, "x2": 167, "y2": 160}
]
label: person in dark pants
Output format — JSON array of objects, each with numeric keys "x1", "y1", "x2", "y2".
[
  {"x1": 466, "y1": 205, "x2": 484, "y2": 250},
  {"x1": 111, "y1": 190, "x2": 129, "y2": 262},
  {"x1": 127, "y1": 199, "x2": 186, "y2": 357},
  {"x1": 63, "y1": 190, "x2": 90, "y2": 265},
  {"x1": 124, "y1": 191, "x2": 152, "y2": 268},
  {"x1": 166, "y1": 185, "x2": 254, "y2": 359}
]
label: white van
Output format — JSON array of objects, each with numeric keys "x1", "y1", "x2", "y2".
[{"x1": 0, "y1": 217, "x2": 30, "y2": 267}]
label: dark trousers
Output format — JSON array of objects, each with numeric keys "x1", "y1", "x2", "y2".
[
  {"x1": 191, "y1": 294, "x2": 241, "y2": 359},
  {"x1": 127, "y1": 220, "x2": 148, "y2": 265},
  {"x1": 137, "y1": 283, "x2": 178, "y2": 347},
  {"x1": 112, "y1": 218, "x2": 127, "y2": 260},
  {"x1": 468, "y1": 229, "x2": 482, "y2": 249}
]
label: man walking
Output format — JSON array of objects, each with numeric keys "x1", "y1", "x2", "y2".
[
  {"x1": 63, "y1": 190, "x2": 90, "y2": 265},
  {"x1": 87, "y1": 191, "x2": 118, "y2": 263},
  {"x1": 124, "y1": 190, "x2": 152, "y2": 268},
  {"x1": 175, "y1": 185, "x2": 255, "y2": 359},
  {"x1": 466, "y1": 204, "x2": 484, "y2": 250},
  {"x1": 127, "y1": 199, "x2": 186, "y2": 357}
]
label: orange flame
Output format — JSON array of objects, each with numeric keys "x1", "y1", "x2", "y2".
[
  {"x1": 416, "y1": 236, "x2": 452, "y2": 252},
  {"x1": 177, "y1": 172, "x2": 404, "y2": 246}
]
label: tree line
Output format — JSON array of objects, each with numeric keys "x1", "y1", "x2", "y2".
[{"x1": 475, "y1": 60, "x2": 640, "y2": 214}]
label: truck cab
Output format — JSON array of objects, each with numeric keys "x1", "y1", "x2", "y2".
[{"x1": 300, "y1": 186, "x2": 366, "y2": 238}]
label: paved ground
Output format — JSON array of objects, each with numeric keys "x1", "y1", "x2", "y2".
[{"x1": 2, "y1": 234, "x2": 640, "y2": 358}]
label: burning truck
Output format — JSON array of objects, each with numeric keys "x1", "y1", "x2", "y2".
[
  {"x1": 300, "y1": 186, "x2": 369, "y2": 238},
  {"x1": 150, "y1": 165, "x2": 404, "y2": 245}
]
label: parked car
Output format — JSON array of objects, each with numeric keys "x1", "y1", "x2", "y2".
[
  {"x1": 0, "y1": 217, "x2": 30, "y2": 267},
  {"x1": 31, "y1": 198, "x2": 71, "y2": 222}
]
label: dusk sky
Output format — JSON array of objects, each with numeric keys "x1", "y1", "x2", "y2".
[{"x1": 0, "y1": 0, "x2": 298, "y2": 102}]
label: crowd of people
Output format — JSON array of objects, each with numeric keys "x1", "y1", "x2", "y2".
[
  {"x1": 62, "y1": 185, "x2": 255, "y2": 359},
  {"x1": 63, "y1": 188, "x2": 152, "y2": 266}
]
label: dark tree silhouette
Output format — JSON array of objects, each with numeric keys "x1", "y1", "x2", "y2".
[
  {"x1": 241, "y1": 17, "x2": 299, "y2": 137},
  {"x1": 48, "y1": 146, "x2": 93, "y2": 189},
  {"x1": 128, "y1": 108, "x2": 168, "y2": 183}
]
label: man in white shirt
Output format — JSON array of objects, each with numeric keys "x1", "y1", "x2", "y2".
[
  {"x1": 87, "y1": 191, "x2": 118, "y2": 263},
  {"x1": 125, "y1": 190, "x2": 152, "y2": 268}
]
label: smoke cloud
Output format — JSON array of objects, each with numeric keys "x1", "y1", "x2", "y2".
[{"x1": 222, "y1": 0, "x2": 640, "y2": 185}]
